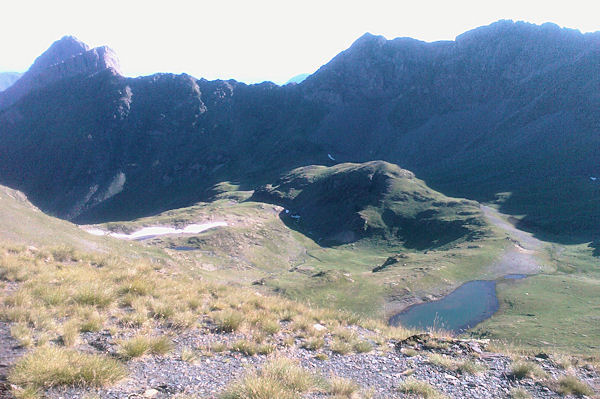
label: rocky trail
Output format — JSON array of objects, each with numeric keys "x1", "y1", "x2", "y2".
[
  {"x1": 0, "y1": 283, "x2": 25, "y2": 399},
  {"x1": 481, "y1": 205, "x2": 546, "y2": 277},
  {"x1": 40, "y1": 327, "x2": 599, "y2": 398}
]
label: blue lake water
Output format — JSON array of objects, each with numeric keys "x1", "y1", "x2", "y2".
[{"x1": 389, "y1": 280, "x2": 500, "y2": 333}]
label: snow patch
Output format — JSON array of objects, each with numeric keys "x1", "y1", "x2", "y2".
[
  {"x1": 85, "y1": 228, "x2": 106, "y2": 236},
  {"x1": 82, "y1": 222, "x2": 227, "y2": 240}
]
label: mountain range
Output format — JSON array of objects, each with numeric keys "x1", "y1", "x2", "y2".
[{"x1": 0, "y1": 20, "x2": 598, "y2": 242}]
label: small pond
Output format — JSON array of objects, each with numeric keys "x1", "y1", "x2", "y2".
[
  {"x1": 389, "y1": 280, "x2": 499, "y2": 333},
  {"x1": 503, "y1": 274, "x2": 528, "y2": 279},
  {"x1": 171, "y1": 246, "x2": 199, "y2": 251}
]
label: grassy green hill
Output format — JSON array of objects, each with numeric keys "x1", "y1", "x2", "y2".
[{"x1": 252, "y1": 161, "x2": 486, "y2": 248}]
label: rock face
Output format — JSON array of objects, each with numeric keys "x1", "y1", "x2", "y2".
[
  {"x1": 0, "y1": 36, "x2": 120, "y2": 110},
  {"x1": 372, "y1": 254, "x2": 409, "y2": 272},
  {"x1": 0, "y1": 21, "x2": 598, "y2": 239},
  {"x1": 28, "y1": 35, "x2": 90, "y2": 73}
]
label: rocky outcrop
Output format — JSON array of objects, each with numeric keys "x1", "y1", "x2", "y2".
[
  {"x1": 372, "y1": 254, "x2": 409, "y2": 272},
  {"x1": 0, "y1": 36, "x2": 120, "y2": 110}
]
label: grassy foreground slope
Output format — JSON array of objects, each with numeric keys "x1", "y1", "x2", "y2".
[{"x1": 0, "y1": 184, "x2": 423, "y2": 397}]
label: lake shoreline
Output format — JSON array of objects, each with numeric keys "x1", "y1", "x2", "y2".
[{"x1": 388, "y1": 274, "x2": 530, "y2": 333}]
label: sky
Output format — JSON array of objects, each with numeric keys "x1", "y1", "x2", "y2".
[{"x1": 1, "y1": 0, "x2": 599, "y2": 84}]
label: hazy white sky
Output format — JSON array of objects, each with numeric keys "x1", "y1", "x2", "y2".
[{"x1": 2, "y1": 0, "x2": 599, "y2": 84}]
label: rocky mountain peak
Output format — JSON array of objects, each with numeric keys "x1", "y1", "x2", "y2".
[
  {"x1": 350, "y1": 32, "x2": 388, "y2": 49},
  {"x1": 0, "y1": 36, "x2": 121, "y2": 110},
  {"x1": 93, "y1": 46, "x2": 122, "y2": 74},
  {"x1": 29, "y1": 35, "x2": 90, "y2": 73},
  {"x1": 455, "y1": 19, "x2": 586, "y2": 51}
]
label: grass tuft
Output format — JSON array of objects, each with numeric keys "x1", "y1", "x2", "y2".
[
  {"x1": 210, "y1": 342, "x2": 228, "y2": 353},
  {"x1": 61, "y1": 320, "x2": 80, "y2": 347},
  {"x1": 510, "y1": 360, "x2": 547, "y2": 380},
  {"x1": 398, "y1": 377, "x2": 447, "y2": 399},
  {"x1": 220, "y1": 374, "x2": 294, "y2": 399},
  {"x1": 119, "y1": 278, "x2": 152, "y2": 296},
  {"x1": 302, "y1": 337, "x2": 325, "y2": 351},
  {"x1": 331, "y1": 338, "x2": 352, "y2": 355},
  {"x1": 49, "y1": 246, "x2": 79, "y2": 262},
  {"x1": 328, "y1": 376, "x2": 360, "y2": 397},
  {"x1": 214, "y1": 310, "x2": 244, "y2": 332},
  {"x1": 556, "y1": 375, "x2": 594, "y2": 397},
  {"x1": 180, "y1": 347, "x2": 199, "y2": 363},
  {"x1": 352, "y1": 340, "x2": 373, "y2": 353},
  {"x1": 10, "y1": 385, "x2": 39, "y2": 399},
  {"x1": 10, "y1": 323, "x2": 34, "y2": 348},
  {"x1": 401, "y1": 348, "x2": 419, "y2": 357},
  {"x1": 220, "y1": 357, "x2": 320, "y2": 399},
  {"x1": 79, "y1": 311, "x2": 104, "y2": 332},
  {"x1": 9, "y1": 346, "x2": 125, "y2": 389},
  {"x1": 456, "y1": 359, "x2": 486, "y2": 374},
  {"x1": 231, "y1": 339, "x2": 275, "y2": 356},
  {"x1": 231, "y1": 339, "x2": 257, "y2": 356},
  {"x1": 427, "y1": 353, "x2": 455, "y2": 370},
  {"x1": 509, "y1": 387, "x2": 532, "y2": 399},
  {"x1": 72, "y1": 286, "x2": 113, "y2": 308},
  {"x1": 261, "y1": 357, "x2": 321, "y2": 392},
  {"x1": 118, "y1": 335, "x2": 173, "y2": 359}
]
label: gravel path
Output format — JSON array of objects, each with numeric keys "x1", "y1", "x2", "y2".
[
  {"x1": 480, "y1": 206, "x2": 543, "y2": 251},
  {"x1": 38, "y1": 328, "x2": 599, "y2": 399},
  {"x1": 481, "y1": 205, "x2": 546, "y2": 276},
  {"x1": 0, "y1": 283, "x2": 25, "y2": 399},
  {"x1": 0, "y1": 321, "x2": 25, "y2": 399}
]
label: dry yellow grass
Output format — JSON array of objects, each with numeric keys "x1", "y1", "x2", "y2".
[
  {"x1": 427, "y1": 353, "x2": 486, "y2": 375},
  {"x1": 220, "y1": 357, "x2": 322, "y2": 399},
  {"x1": 0, "y1": 243, "x2": 421, "y2": 395},
  {"x1": 9, "y1": 346, "x2": 126, "y2": 389},
  {"x1": 328, "y1": 376, "x2": 361, "y2": 398},
  {"x1": 398, "y1": 378, "x2": 447, "y2": 399},
  {"x1": 510, "y1": 360, "x2": 547, "y2": 380},
  {"x1": 556, "y1": 374, "x2": 594, "y2": 396},
  {"x1": 118, "y1": 335, "x2": 173, "y2": 359}
]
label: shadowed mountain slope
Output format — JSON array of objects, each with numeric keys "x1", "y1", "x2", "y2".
[{"x1": 0, "y1": 21, "x2": 598, "y2": 241}]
